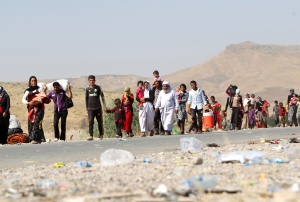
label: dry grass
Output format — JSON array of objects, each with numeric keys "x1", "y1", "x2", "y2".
[{"x1": 0, "y1": 82, "x2": 121, "y2": 140}]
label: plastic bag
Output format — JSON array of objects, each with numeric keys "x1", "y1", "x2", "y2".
[
  {"x1": 46, "y1": 79, "x2": 70, "y2": 92},
  {"x1": 180, "y1": 137, "x2": 202, "y2": 152},
  {"x1": 100, "y1": 149, "x2": 134, "y2": 167}
]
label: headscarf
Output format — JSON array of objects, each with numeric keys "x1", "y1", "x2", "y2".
[
  {"x1": 0, "y1": 86, "x2": 7, "y2": 98},
  {"x1": 162, "y1": 81, "x2": 172, "y2": 93},
  {"x1": 235, "y1": 89, "x2": 240, "y2": 94},
  {"x1": 123, "y1": 86, "x2": 131, "y2": 101},
  {"x1": 26, "y1": 76, "x2": 40, "y2": 92},
  {"x1": 144, "y1": 81, "x2": 151, "y2": 91}
]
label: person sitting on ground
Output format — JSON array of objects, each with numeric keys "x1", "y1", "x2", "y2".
[
  {"x1": 136, "y1": 81, "x2": 144, "y2": 107},
  {"x1": 104, "y1": 98, "x2": 125, "y2": 138},
  {"x1": 273, "y1": 100, "x2": 279, "y2": 127},
  {"x1": 210, "y1": 96, "x2": 222, "y2": 130},
  {"x1": 247, "y1": 104, "x2": 256, "y2": 129},
  {"x1": 278, "y1": 102, "x2": 287, "y2": 127},
  {"x1": 8, "y1": 114, "x2": 23, "y2": 136}
]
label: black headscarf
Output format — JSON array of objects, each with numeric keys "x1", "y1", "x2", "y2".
[
  {"x1": 26, "y1": 76, "x2": 40, "y2": 92},
  {"x1": 0, "y1": 86, "x2": 7, "y2": 98}
]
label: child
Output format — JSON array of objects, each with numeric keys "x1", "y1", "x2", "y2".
[
  {"x1": 175, "y1": 88, "x2": 180, "y2": 100},
  {"x1": 249, "y1": 94, "x2": 256, "y2": 109},
  {"x1": 210, "y1": 96, "x2": 222, "y2": 130},
  {"x1": 221, "y1": 110, "x2": 227, "y2": 130},
  {"x1": 104, "y1": 98, "x2": 125, "y2": 138},
  {"x1": 247, "y1": 104, "x2": 256, "y2": 129},
  {"x1": 136, "y1": 81, "x2": 144, "y2": 107},
  {"x1": 273, "y1": 100, "x2": 279, "y2": 127},
  {"x1": 278, "y1": 102, "x2": 287, "y2": 127},
  {"x1": 153, "y1": 70, "x2": 164, "y2": 83}
]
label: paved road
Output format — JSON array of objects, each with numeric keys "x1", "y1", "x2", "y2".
[{"x1": 0, "y1": 127, "x2": 299, "y2": 169}]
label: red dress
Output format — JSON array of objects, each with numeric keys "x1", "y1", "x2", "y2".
[{"x1": 121, "y1": 94, "x2": 134, "y2": 131}]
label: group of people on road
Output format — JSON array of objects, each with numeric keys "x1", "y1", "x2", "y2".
[{"x1": 0, "y1": 71, "x2": 299, "y2": 144}]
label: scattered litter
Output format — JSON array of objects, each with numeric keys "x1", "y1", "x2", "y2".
[
  {"x1": 184, "y1": 175, "x2": 217, "y2": 191},
  {"x1": 53, "y1": 162, "x2": 65, "y2": 168},
  {"x1": 210, "y1": 186, "x2": 242, "y2": 194},
  {"x1": 206, "y1": 143, "x2": 220, "y2": 147},
  {"x1": 180, "y1": 137, "x2": 202, "y2": 152},
  {"x1": 173, "y1": 166, "x2": 189, "y2": 177},
  {"x1": 100, "y1": 149, "x2": 134, "y2": 166},
  {"x1": 192, "y1": 156, "x2": 203, "y2": 165},
  {"x1": 219, "y1": 151, "x2": 265, "y2": 164},
  {"x1": 289, "y1": 138, "x2": 300, "y2": 143},
  {"x1": 77, "y1": 161, "x2": 91, "y2": 167},
  {"x1": 36, "y1": 180, "x2": 58, "y2": 188},
  {"x1": 268, "y1": 185, "x2": 281, "y2": 192},
  {"x1": 269, "y1": 158, "x2": 290, "y2": 164},
  {"x1": 119, "y1": 138, "x2": 128, "y2": 141},
  {"x1": 153, "y1": 184, "x2": 168, "y2": 197}
]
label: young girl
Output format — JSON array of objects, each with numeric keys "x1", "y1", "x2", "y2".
[
  {"x1": 153, "y1": 70, "x2": 164, "y2": 83},
  {"x1": 247, "y1": 104, "x2": 256, "y2": 129},
  {"x1": 136, "y1": 81, "x2": 144, "y2": 107},
  {"x1": 175, "y1": 88, "x2": 180, "y2": 100},
  {"x1": 104, "y1": 98, "x2": 125, "y2": 138}
]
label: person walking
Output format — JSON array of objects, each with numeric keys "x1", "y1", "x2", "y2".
[
  {"x1": 231, "y1": 89, "x2": 244, "y2": 130},
  {"x1": 273, "y1": 100, "x2": 279, "y2": 127},
  {"x1": 121, "y1": 87, "x2": 134, "y2": 137},
  {"x1": 152, "y1": 80, "x2": 164, "y2": 135},
  {"x1": 210, "y1": 96, "x2": 222, "y2": 130},
  {"x1": 22, "y1": 76, "x2": 49, "y2": 144},
  {"x1": 256, "y1": 96, "x2": 270, "y2": 128},
  {"x1": 187, "y1": 80, "x2": 208, "y2": 134},
  {"x1": 176, "y1": 84, "x2": 189, "y2": 134},
  {"x1": 86, "y1": 75, "x2": 106, "y2": 141},
  {"x1": 46, "y1": 82, "x2": 73, "y2": 141},
  {"x1": 287, "y1": 88, "x2": 298, "y2": 127},
  {"x1": 0, "y1": 86, "x2": 10, "y2": 144},
  {"x1": 155, "y1": 81, "x2": 179, "y2": 135},
  {"x1": 242, "y1": 93, "x2": 250, "y2": 129},
  {"x1": 136, "y1": 81, "x2": 155, "y2": 137}
]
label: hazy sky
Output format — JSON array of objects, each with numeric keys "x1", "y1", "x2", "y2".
[{"x1": 1, "y1": 0, "x2": 299, "y2": 82}]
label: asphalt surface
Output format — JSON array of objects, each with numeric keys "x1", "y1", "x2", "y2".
[{"x1": 0, "y1": 127, "x2": 299, "y2": 169}]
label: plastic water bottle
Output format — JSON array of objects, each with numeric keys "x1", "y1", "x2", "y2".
[
  {"x1": 36, "y1": 180, "x2": 58, "y2": 188},
  {"x1": 184, "y1": 176, "x2": 217, "y2": 191},
  {"x1": 78, "y1": 161, "x2": 91, "y2": 167}
]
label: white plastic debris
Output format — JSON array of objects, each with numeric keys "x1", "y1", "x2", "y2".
[
  {"x1": 100, "y1": 149, "x2": 134, "y2": 167},
  {"x1": 180, "y1": 137, "x2": 202, "y2": 152}
]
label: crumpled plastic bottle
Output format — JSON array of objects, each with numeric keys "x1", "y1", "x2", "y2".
[
  {"x1": 77, "y1": 161, "x2": 91, "y2": 167},
  {"x1": 184, "y1": 175, "x2": 217, "y2": 191}
]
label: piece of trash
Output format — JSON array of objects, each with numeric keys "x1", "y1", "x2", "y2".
[
  {"x1": 180, "y1": 137, "x2": 202, "y2": 152},
  {"x1": 207, "y1": 143, "x2": 220, "y2": 147},
  {"x1": 119, "y1": 138, "x2": 128, "y2": 141},
  {"x1": 173, "y1": 166, "x2": 189, "y2": 177},
  {"x1": 210, "y1": 186, "x2": 242, "y2": 194},
  {"x1": 192, "y1": 156, "x2": 203, "y2": 165},
  {"x1": 136, "y1": 159, "x2": 152, "y2": 163},
  {"x1": 184, "y1": 176, "x2": 217, "y2": 191},
  {"x1": 175, "y1": 184, "x2": 191, "y2": 196},
  {"x1": 36, "y1": 180, "x2": 58, "y2": 188},
  {"x1": 269, "y1": 158, "x2": 290, "y2": 164},
  {"x1": 51, "y1": 138, "x2": 58, "y2": 143},
  {"x1": 245, "y1": 158, "x2": 269, "y2": 166},
  {"x1": 290, "y1": 183, "x2": 300, "y2": 192},
  {"x1": 100, "y1": 149, "x2": 134, "y2": 166},
  {"x1": 268, "y1": 185, "x2": 281, "y2": 192},
  {"x1": 153, "y1": 184, "x2": 168, "y2": 196},
  {"x1": 239, "y1": 181, "x2": 255, "y2": 186},
  {"x1": 259, "y1": 174, "x2": 265, "y2": 181},
  {"x1": 219, "y1": 151, "x2": 265, "y2": 164},
  {"x1": 289, "y1": 138, "x2": 300, "y2": 143},
  {"x1": 53, "y1": 162, "x2": 65, "y2": 168},
  {"x1": 77, "y1": 161, "x2": 91, "y2": 167}
]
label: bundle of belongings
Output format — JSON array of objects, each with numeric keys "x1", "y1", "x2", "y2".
[
  {"x1": 28, "y1": 92, "x2": 51, "y2": 124},
  {"x1": 7, "y1": 133, "x2": 30, "y2": 144}
]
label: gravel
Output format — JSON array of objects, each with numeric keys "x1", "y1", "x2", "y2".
[{"x1": 1, "y1": 138, "x2": 300, "y2": 202}]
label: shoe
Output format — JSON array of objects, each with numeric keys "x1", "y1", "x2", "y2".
[
  {"x1": 141, "y1": 132, "x2": 146, "y2": 137},
  {"x1": 87, "y1": 136, "x2": 93, "y2": 141},
  {"x1": 197, "y1": 130, "x2": 202, "y2": 134},
  {"x1": 150, "y1": 130, "x2": 154, "y2": 136},
  {"x1": 31, "y1": 140, "x2": 38, "y2": 144},
  {"x1": 166, "y1": 131, "x2": 172, "y2": 135},
  {"x1": 129, "y1": 133, "x2": 134, "y2": 137},
  {"x1": 155, "y1": 129, "x2": 160, "y2": 135},
  {"x1": 99, "y1": 135, "x2": 103, "y2": 140},
  {"x1": 160, "y1": 131, "x2": 165, "y2": 136},
  {"x1": 180, "y1": 131, "x2": 184, "y2": 134}
]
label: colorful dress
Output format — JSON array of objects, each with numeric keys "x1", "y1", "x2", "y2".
[{"x1": 121, "y1": 94, "x2": 134, "y2": 132}]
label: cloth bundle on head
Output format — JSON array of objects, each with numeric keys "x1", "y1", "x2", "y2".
[
  {"x1": 0, "y1": 86, "x2": 7, "y2": 98},
  {"x1": 235, "y1": 89, "x2": 240, "y2": 94},
  {"x1": 123, "y1": 86, "x2": 131, "y2": 101}
]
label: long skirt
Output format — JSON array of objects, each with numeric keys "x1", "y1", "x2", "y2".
[
  {"x1": 0, "y1": 113, "x2": 10, "y2": 144},
  {"x1": 139, "y1": 102, "x2": 155, "y2": 132},
  {"x1": 122, "y1": 109, "x2": 133, "y2": 132},
  {"x1": 288, "y1": 105, "x2": 298, "y2": 125},
  {"x1": 28, "y1": 107, "x2": 45, "y2": 142}
]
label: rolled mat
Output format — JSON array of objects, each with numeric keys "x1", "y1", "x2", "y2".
[{"x1": 7, "y1": 133, "x2": 30, "y2": 144}]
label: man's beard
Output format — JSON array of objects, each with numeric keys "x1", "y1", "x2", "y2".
[{"x1": 163, "y1": 88, "x2": 170, "y2": 94}]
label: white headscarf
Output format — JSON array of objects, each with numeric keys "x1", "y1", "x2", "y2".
[
  {"x1": 162, "y1": 81, "x2": 172, "y2": 93},
  {"x1": 235, "y1": 89, "x2": 240, "y2": 94},
  {"x1": 144, "y1": 81, "x2": 151, "y2": 91}
]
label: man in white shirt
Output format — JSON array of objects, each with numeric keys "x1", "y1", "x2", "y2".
[
  {"x1": 187, "y1": 80, "x2": 208, "y2": 134},
  {"x1": 155, "y1": 81, "x2": 179, "y2": 135},
  {"x1": 242, "y1": 93, "x2": 250, "y2": 129}
]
